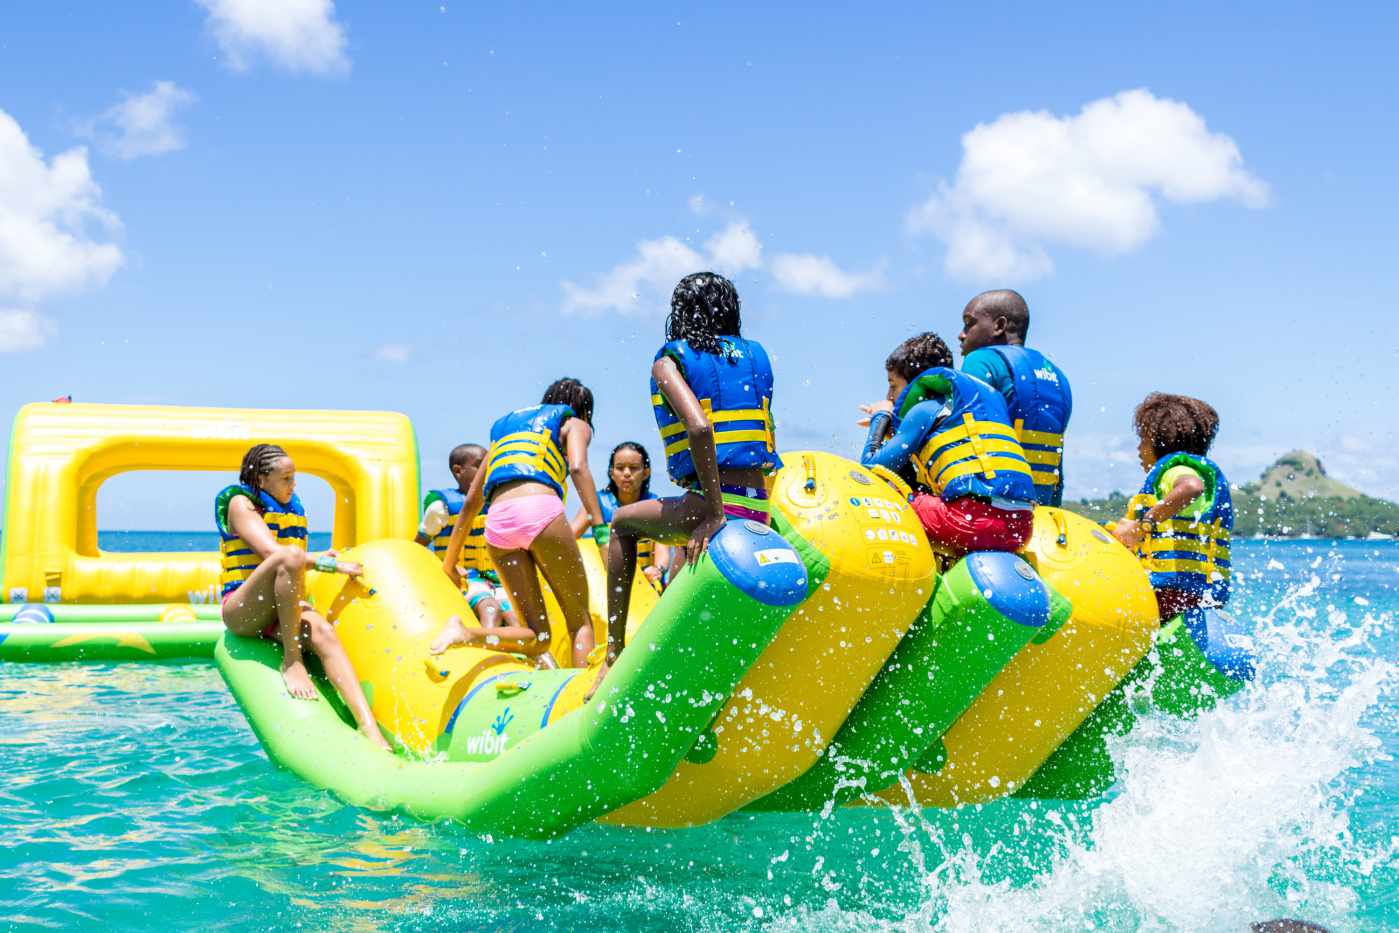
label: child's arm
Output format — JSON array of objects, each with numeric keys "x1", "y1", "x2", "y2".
[
  {"x1": 563, "y1": 418, "x2": 606, "y2": 529},
  {"x1": 645, "y1": 542, "x2": 673, "y2": 584},
  {"x1": 653, "y1": 356, "x2": 725, "y2": 554},
  {"x1": 859, "y1": 403, "x2": 940, "y2": 474},
  {"x1": 415, "y1": 499, "x2": 449, "y2": 547},
  {"x1": 442, "y1": 466, "x2": 486, "y2": 587},
  {"x1": 1113, "y1": 471, "x2": 1207, "y2": 549},
  {"x1": 569, "y1": 507, "x2": 592, "y2": 539}
]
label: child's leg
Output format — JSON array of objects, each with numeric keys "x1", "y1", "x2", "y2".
[
  {"x1": 606, "y1": 494, "x2": 711, "y2": 660},
  {"x1": 528, "y1": 514, "x2": 597, "y2": 668},
  {"x1": 302, "y1": 609, "x2": 391, "y2": 749},
  {"x1": 220, "y1": 546, "x2": 317, "y2": 699},
  {"x1": 488, "y1": 545, "x2": 554, "y2": 646}
]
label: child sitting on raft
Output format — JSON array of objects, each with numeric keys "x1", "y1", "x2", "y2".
[
  {"x1": 1111, "y1": 392, "x2": 1234, "y2": 621},
  {"x1": 571, "y1": 441, "x2": 671, "y2": 587},
  {"x1": 859, "y1": 332, "x2": 1036, "y2": 556},
  {"x1": 602, "y1": 272, "x2": 781, "y2": 677},
  {"x1": 217, "y1": 444, "x2": 389, "y2": 749},
  {"x1": 431, "y1": 379, "x2": 608, "y2": 668},
  {"x1": 418, "y1": 443, "x2": 520, "y2": 632}
]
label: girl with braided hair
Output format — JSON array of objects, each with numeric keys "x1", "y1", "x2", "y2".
[
  {"x1": 594, "y1": 272, "x2": 780, "y2": 694},
  {"x1": 216, "y1": 444, "x2": 389, "y2": 749}
]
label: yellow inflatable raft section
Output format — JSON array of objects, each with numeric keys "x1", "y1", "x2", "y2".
[
  {"x1": 875, "y1": 506, "x2": 1159, "y2": 807},
  {"x1": 1, "y1": 402, "x2": 419, "y2": 604},
  {"x1": 605, "y1": 451, "x2": 937, "y2": 828}
]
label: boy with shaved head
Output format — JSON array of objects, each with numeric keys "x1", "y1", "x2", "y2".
[{"x1": 958, "y1": 289, "x2": 1073, "y2": 506}]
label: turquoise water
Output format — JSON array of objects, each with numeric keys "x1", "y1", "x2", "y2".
[{"x1": 1, "y1": 538, "x2": 1395, "y2": 930}]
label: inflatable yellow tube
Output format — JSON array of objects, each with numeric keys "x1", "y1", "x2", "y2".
[
  {"x1": 305, "y1": 536, "x2": 658, "y2": 755},
  {"x1": 875, "y1": 507, "x2": 1158, "y2": 807},
  {"x1": 606, "y1": 451, "x2": 937, "y2": 828},
  {"x1": 2, "y1": 402, "x2": 418, "y2": 605}
]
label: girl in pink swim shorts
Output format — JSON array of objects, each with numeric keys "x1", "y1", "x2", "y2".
[{"x1": 433, "y1": 378, "x2": 607, "y2": 668}]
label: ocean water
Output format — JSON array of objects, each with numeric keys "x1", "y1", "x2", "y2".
[{"x1": 0, "y1": 537, "x2": 1394, "y2": 931}]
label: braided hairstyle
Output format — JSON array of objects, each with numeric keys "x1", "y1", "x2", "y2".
[
  {"x1": 542, "y1": 377, "x2": 595, "y2": 425},
  {"x1": 606, "y1": 441, "x2": 653, "y2": 499},
  {"x1": 665, "y1": 272, "x2": 742, "y2": 355},
  {"x1": 238, "y1": 444, "x2": 289, "y2": 512}
]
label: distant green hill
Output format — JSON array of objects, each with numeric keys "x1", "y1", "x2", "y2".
[{"x1": 1070, "y1": 451, "x2": 1399, "y2": 538}]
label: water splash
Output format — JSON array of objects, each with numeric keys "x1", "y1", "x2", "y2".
[{"x1": 774, "y1": 546, "x2": 1399, "y2": 932}]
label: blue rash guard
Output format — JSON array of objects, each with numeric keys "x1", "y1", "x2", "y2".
[{"x1": 860, "y1": 405, "x2": 945, "y2": 476}]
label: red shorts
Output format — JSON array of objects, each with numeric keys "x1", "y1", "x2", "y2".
[
  {"x1": 1155, "y1": 587, "x2": 1205, "y2": 621},
  {"x1": 910, "y1": 493, "x2": 1034, "y2": 556}
]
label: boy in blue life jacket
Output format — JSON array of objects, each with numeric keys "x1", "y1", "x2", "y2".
[
  {"x1": 860, "y1": 331, "x2": 1037, "y2": 556},
  {"x1": 416, "y1": 443, "x2": 517, "y2": 633},
  {"x1": 958, "y1": 289, "x2": 1073, "y2": 506},
  {"x1": 1111, "y1": 393, "x2": 1234, "y2": 622}
]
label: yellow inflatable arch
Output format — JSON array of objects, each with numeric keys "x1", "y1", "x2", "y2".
[{"x1": 1, "y1": 402, "x2": 419, "y2": 604}]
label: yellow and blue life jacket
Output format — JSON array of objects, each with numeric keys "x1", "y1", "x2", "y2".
[
  {"x1": 215, "y1": 484, "x2": 308, "y2": 598},
  {"x1": 482, "y1": 403, "x2": 573, "y2": 503},
  {"x1": 1134, "y1": 452, "x2": 1233, "y2": 603},
  {"x1": 587, "y1": 487, "x2": 659, "y2": 568},
  {"x1": 977, "y1": 345, "x2": 1072, "y2": 506},
  {"x1": 892, "y1": 367, "x2": 1036, "y2": 503},
  {"x1": 651, "y1": 337, "x2": 781, "y2": 485},
  {"x1": 422, "y1": 488, "x2": 491, "y2": 577}
]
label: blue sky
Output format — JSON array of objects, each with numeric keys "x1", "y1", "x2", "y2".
[{"x1": 2, "y1": 2, "x2": 1397, "y2": 530}]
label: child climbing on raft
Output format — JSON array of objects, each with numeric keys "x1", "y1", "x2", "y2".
[
  {"x1": 1112, "y1": 392, "x2": 1234, "y2": 621},
  {"x1": 431, "y1": 379, "x2": 607, "y2": 667},
  {"x1": 571, "y1": 441, "x2": 670, "y2": 586},
  {"x1": 418, "y1": 442, "x2": 521, "y2": 632},
  {"x1": 600, "y1": 272, "x2": 781, "y2": 683},
  {"x1": 216, "y1": 444, "x2": 389, "y2": 749},
  {"x1": 859, "y1": 332, "x2": 1037, "y2": 556}
]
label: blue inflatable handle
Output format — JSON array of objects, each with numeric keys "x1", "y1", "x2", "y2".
[{"x1": 1183, "y1": 607, "x2": 1257, "y2": 682}]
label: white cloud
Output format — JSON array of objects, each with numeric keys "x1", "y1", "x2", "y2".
[
  {"x1": 909, "y1": 88, "x2": 1269, "y2": 280},
  {"x1": 564, "y1": 210, "x2": 877, "y2": 314},
  {"x1": 687, "y1": 194, "x2": 710, "y2": 215},
  {"x1": 372, "y1": 343, "x2": 412, "y2": 363},
  {"x1": 562, "y1": 230, "x2": 716, "y2": 315},
  {"x1": 197, "y1": 0, "x2": 349, "y2": 75},
  {"x1": 0, "y1": 309, "x2": 53, "y2": 353},
  {"x1": 80, "y1": 81, "x2": 196, "y2": 159},
  {"x1": 0, "y1": 110, "x2": 122, "y2": 303},
  {"x1": 769, "y1": 253, "x2": 882, "y2": 299},
  {"x1": 705, "y1": 221, "x2": 762, "y2": 272}
]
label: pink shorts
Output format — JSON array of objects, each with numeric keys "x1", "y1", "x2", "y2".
[{"x1": 485, "y1": 495, "x2": 565, "y2": 550}]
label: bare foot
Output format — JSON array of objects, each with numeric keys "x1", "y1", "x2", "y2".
[
  {"x1": 583, "y1": 661, "x2": 610, "y2": 702},
  {"x1": 362, "y1": 725, "x2": 392, "y2": 751},
  {"x1": 429, "y1": 615, "x2": 472, "y2": 655},
  {"x1": 281, "y1": 659, "x2": 318, "y2": 700}
]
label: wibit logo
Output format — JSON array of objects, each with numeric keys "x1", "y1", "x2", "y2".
[
  {"x1": 1034, "y1": 366, "x2": 1060, "y2": 385},
  {"x1": 465, "y1": 707, "x2": 514, "y2": 757},
  {"x1": 187, "y1": 585, "x2": 219, "y2": 605}
]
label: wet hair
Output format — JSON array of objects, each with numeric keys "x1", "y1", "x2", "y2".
[
  {"x1": 542, "y1": 377, "x2": 594, "y2": 425},
  {"x1": 1133, "y1": 393, "x2": 1220, "y2": 458},
  {"x1": 449, "y1": 443, "x2": 486, "y2": 470},
  {"x1": 967, "y1": 289, "x2": 1030, "y2": 340},
  {"x1": 885, "y1": 332, "x2": 953, "y2": 381},
  {"x1": 665, "y1": 272, "x2": 742, "y2": 355},
  {"x1": 238, "y1": 444, "x2": 289, "y2": 510},
  {"x1": 606, "y1": 441, "x2": 652, "y2": 498}
]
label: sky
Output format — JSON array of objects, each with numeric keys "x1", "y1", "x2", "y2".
[{"x1": 2, "y1": 1, "x2": 1397, "y2": 531}]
